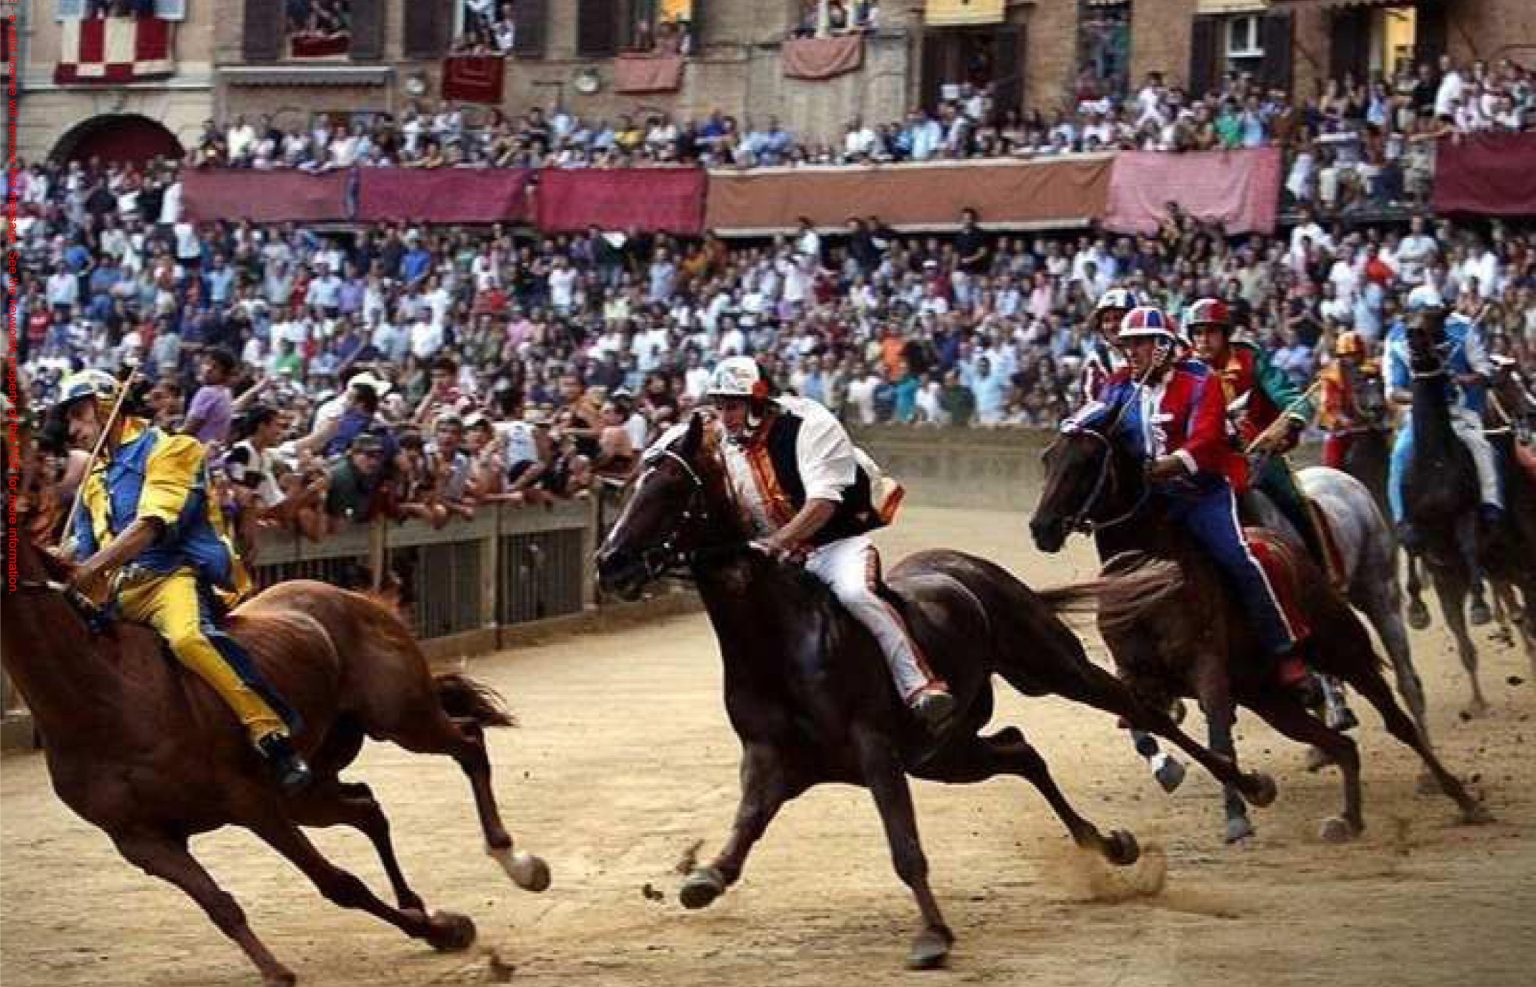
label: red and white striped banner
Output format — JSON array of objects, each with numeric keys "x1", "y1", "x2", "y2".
[{"x1": 54, "y1": 16, "x2": 175, "y2": 85}]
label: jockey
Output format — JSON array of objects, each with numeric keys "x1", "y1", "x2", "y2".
[
  {"x1": 1185, "y1": 297, "x2": 1337, "y2": 584},
  {"x1": 1318, "y1": 331, "x2": 1384, "y2": 469},
  {"x1": 1067, "y1": 307, "x2": 1310, "y2": 688},
  {"x1": 705, "y1": 356, "x2": 955, "y2": 731},
  {"x1": 1384, "y1": 286, "x2": 1504, "y2": 546},
  {"x1": 52, "y1": 370, "x2": 311, "y2": 793},
  {"x1": 1079, "y1": 288, "x2": 1141, "y2": 403}
]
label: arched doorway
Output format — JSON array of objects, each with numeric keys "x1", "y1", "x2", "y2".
[{"x1": 51, "y1": 114, "x2": 184, "y2": 167}]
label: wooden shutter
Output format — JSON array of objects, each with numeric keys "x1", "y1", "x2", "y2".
[
  {"x1": 242, "y1": 0, "x2": 282, "y2": 63},
  {"x1": 1327, "y1": 7, "x2": 1369, "y2": 85},
  {"x1": 1188, "y1": 15, "x2": 1219, "y2": 99},
  {"x1": 1416, "y1": 1, "x2": 1449, "y2": 67},
  {"x1": 688, "y1": 0, "x2": 704, "y2": 50},
  {"x1": 512, "y1": 0, "x2": 548, "y2": 57},
  {"x1": 403, "y1": 0, "x2": 450, "y2": 60},
  {"x1": 920, "y1": 31, "x2": 946, "y2": 114},
  {"x1": 578, "y1": 0, "x2": 620, "y2": 58},
  {"x1": 992, "y1": 25, "x2": 1023, "y2": 119},
  {"x1": 1260, "y1": 10, "x2": 1293, "y2": 95},
  {"x1": 349, "y1": 0, "x2": 384, "y2": 61}
]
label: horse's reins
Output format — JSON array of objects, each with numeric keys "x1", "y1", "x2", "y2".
[{"x1": 1057, "y1": 424, "x2": 1149, "y2": 535}]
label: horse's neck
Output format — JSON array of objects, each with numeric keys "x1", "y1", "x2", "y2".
[
  {"x1": 692, "y1": 557, "x2": 806, "y2": 684},
  {"x1": 0, "y1": 559, "x2": 123, "y2": 736},
  {"x1": 1410, "y1": 372, "x2": 1459, "y2": 454}
]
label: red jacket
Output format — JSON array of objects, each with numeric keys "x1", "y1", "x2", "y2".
[{"x1": 1093, "y1": 359, "x2": 1246, "y2": 492}]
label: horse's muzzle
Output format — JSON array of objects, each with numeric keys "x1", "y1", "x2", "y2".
[
  {"x1": 1029, "y1": 516, "x2": 1067, "y2": 554},
  {"x1": 595, "y1": 549, "x2": 648, "y2": 601}
]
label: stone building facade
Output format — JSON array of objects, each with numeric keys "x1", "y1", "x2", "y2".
[{"x1": 14, "y1": 0, "x2": 1534, "y2": 163}]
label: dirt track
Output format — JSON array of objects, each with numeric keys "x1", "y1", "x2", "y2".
[{"x1": 3, "y1": 506, "x2": 1535, "y2": 987}]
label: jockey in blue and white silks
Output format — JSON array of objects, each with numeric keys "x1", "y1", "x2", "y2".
[
  {"x1": 1066, "y1": 307, "x2": 1309, "y2": 686},
  {"x1": 1077, "y1": 288, "x2": 1141, "y2": 404},
  {"x1": 1384, "y1": 285, "x2": 1503, "y2": 537}
]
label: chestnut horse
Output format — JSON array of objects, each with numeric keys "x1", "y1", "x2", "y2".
[
  {"x1": 1, "y1": 510, "x2": 549, "y2": 986},
  {"x1": 594, "y1": 413, "x2": 1277, "y2": 969},
  {"x1": 1029, "y1": 416, "x2": 1490, "y2": 843}
]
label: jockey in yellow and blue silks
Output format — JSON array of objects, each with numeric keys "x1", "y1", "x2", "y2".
[
  {"x1": 53, "y1": 370, "x2": 311, "y2": 793},
  {"x1": 1384, "y1": 286, "x2": 1504, "y2": 547}
]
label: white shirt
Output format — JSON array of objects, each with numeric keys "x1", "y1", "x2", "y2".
[
  {"x1": 410, "y1": 319, "x2": 443, "y2": 360},
  {"x1": 719, "y1": 396, "x2": 856, "y2": 538}
]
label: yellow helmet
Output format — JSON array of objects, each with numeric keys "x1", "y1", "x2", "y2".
[
  {"x1": 1334, "y1": 332, "x2": 1365, "y2": 359},
  {"x1": 53, "y1": 369, "x2": 121, "y2": 417}
]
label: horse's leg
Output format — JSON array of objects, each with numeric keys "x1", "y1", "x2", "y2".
[
  {"x1": 1243, "y1": 693, "x2": 1365, "y2": 842},
  {"x1": 1129, "y1": 728, "x2": 1187, "y2": 793},
  {"x1": 1405, "y1": 551, "x2": 1431, "y2": 630},
  {"x1": 921, "y1": 727, "x2": 1139, "y2": 866},
  {"x1": 286, "y1": 781, "x2": 426, "y2": 912},
  {"x1": 1457, "y1": 514, "x2": 1493, "y2": 626},
  {"x1": 1185, "y1": 656, "x2": 1256, "y2": 845},
  {"x1": 114, "y1": 833, "x2": 296, "y2": 987},
  {"x1": 679, "y1": 742, "x2": 800, "y2": 910},
  {"x1": 389, "y1": 710, "x2": 549, "y2": 893},
  {"x1": 851, "y1": 728, "x2": 954, "y2": 970},
  {"x1": 1339, "y1": 652, "x2": 1492, "y2": 825},
  {"x1": 996, "y1": 650, "x2": 1276, "y2": 808},
  {"x1": 249, "y1": 815, "x2": 478, "y2": 952},
  {"x1": 1318, "y1": 676, "x2": 1358, "y2": 732},
  {"x1": 1355, "y1": 575, "x2": 1438, "y2": 792},
  {"x1": 1431, "y1": 563, "x2": 1488, "y2": 717},
  {"x1": 1489, "y1": 582, "x2": 1516, "y2": 648}
]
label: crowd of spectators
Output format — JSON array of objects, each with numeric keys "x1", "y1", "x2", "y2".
[
  {"x1": 169, "y1": 53, "x2": 1535, "y2": 222},
  {"x1": 8, "y1": 61, "x2": 1536, "y2": 550}
]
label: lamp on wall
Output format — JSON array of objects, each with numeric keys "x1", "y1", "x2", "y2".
[
  {"x1": 404, "y1": 71, "x2": 429, "y2": 98},
  {"x1": 573, "y1": 68, "x2": 602, "y2": 95}
]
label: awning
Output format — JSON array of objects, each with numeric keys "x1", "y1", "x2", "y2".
[
  {"x1": 222, "y1": 66, "x2": 392, "y2": 87},
  {"x1": 1270, "y1": 0, "x2": 1411, "y2": 9}
]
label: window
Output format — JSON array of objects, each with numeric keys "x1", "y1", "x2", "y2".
[
  {"x1": 577, "y1": 0, "x2": 697, "y2": 58},
  {"x1": 455, "y1": 0, "x2": 547, "y2": 57},
  {"x1": 1225, "y1": 14, "x2": 1262, "y2": 73},
  {"x1": 58, "y1": 1, "x2": 186, "y2": 17},
  {"x1": 287, "y1": 1, "x2": 351, "y2": 58}
]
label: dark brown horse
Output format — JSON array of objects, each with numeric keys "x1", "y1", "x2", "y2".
[
  {"x1": 1029, "y1": 415, "x2": 1490, "y2": 843},
  {"x1": 594, "y1": 412, "x2": 1277, "y2": 969},
  {"x1": 1, "y1": 490, "x2": 550, "y2": 984}
]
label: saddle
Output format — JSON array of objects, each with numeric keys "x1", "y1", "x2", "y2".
[{"x1": 1239, "y1": 490, "x2": 1348, "y2": 592}]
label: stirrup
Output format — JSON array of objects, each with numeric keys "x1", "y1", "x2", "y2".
[
  {"x1": 909, "y1": 689, "x2": 956, "y2": 733},
  {"x1": 256, "y1": 734, "x2": 312, "y2": 795}
]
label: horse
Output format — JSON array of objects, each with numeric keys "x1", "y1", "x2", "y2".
[
  {"x1": 1337, "y1": 367, "x2": 1394, "y2": 521},
  {"x1": 0, "y1": 483, "x2": 550, "y2": 985},
  {"x1": 1483, "y1": 360, "x2": 1536, "y2": 668},
  {"x1": 1399, "y1": 310, "x2": 1536, "y2": 714},
  {"x1": 594, "y1": 412, "x2": 1277, "y2": 969},
  {"x1": 1028, "y1": 414, "x2": 1489, "y2": 845},
  {"x1": 1128, "y1": 462, "x2": 1431, "y2": 806}
]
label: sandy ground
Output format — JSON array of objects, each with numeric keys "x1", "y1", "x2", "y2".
[{"x1": 3, "y1": 505, "x2": 1535, "y2": 987}]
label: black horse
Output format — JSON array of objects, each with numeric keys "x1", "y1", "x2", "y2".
[
  {"x1": 1399, "y1": 310, "x2": 1536, "y2": 713},
  {"x1": 594, "y1": 413, "x2": 1276, "y2": 969},
  {"x1": 1029, "y1": 414, "x2": 1489, "y2": 843},
  {"x1": 1340, "y1": 369, "x2": 1393, "y2": 523}
]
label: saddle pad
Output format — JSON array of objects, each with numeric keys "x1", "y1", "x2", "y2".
[{"x1": 1242, "y1": 529, "x2": 1314, "y2": 644}]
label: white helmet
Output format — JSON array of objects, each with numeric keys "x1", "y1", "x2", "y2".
[
  {"x1": 706, "y1": 356, "x2": 768, "y2": 400},
  {"x1": 1095, "y1": 288, "x2": 1141, "y2": 313},
  {"x1": 1406, "y1": 285, "x2": 1445, "y2": 313}
]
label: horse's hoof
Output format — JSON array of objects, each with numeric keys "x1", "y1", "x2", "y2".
[
  {"x1": 679, "y1": 867, "x2": 726, "y2": 910},
  {"x1": 1244, "y1": 772, "x2": 1278, "y2": 808},
  {"x1": 1407, "y1": 601, "x2": 1431, "y2": 631},
  {"x1": 1462, "y1": 699, "x2": 1490, "y2": 720},
  {"x1": 1319, "y1": 816, "x2": 1357, "y2": 844},
  {"x1": 1305, "y1": 746, "x2": 1337, "y2": 773},
  {"x1": 1460, "y1": 803, "x2": 1495, "y2": 826},
  {"x1": 1470, "y1": 601, "x2": 1493, "y2": 626},
  {"x1": 1104, "y1": 829, "x2": 1140, "y2": 867},
  {"x1": 510, "y1": 852, "x2": 551, "y2": 893},
  {"x1": 1152, "y1": 754, "x2": 1186, "y2": 794},
  {"x1": 262, "y1": 969, "x2": 298, "y2": 987},
  {"x1": 1224, "y1": 815, "x2": 1255, "y2": 845},
  {"x1": 426, "y1": 911, "x2": 477, "y2": 952},
  {"x1": 1491, "y1": 628, "x2": 1515, "y2": 649},
  {"x1": 907, "y1": 926, "x2": 953, "y2": 970}
]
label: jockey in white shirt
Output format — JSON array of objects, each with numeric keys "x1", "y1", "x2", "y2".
[{"x1": 706, "y1": 357, "x2": 955, "y2": 730}]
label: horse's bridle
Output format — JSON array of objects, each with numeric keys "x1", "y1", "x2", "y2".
[
  {"x1": 1055, "y1": 424, "x2": 1151, "y2": 535},
  {"x1": 627, "y1": 448, "x2": 712, "y2": 582}
]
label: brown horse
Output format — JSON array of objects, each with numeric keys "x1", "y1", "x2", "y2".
[
  {"x1": 1, "y1": 510, "x2": 550, "y2": 986},
  {"x1": 594, "y1": 412, "x2": 1278, "y2": 969},
  {"x1": 1029, "y1": 416, "x2": 1490, "y2": 843}
]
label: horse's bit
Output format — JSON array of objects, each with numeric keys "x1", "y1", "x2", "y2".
[
  {"x1": 629, "y1": 449, "x2": 710, "y2": 582},
  {"x1": 1056, "y1": 426, "x2": 1149, "y2": 535}
]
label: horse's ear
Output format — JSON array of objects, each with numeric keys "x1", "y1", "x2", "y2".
[{"x1": 681, "y1": 410, "x2": 705, "y2": 458}]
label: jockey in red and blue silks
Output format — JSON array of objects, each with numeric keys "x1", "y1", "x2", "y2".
[{"x1": 1066, "y1": 306, "x2": 1309, "y2": 687}]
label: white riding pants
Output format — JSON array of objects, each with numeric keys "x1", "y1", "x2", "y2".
[{"x1": 804, "y1": 534, "x2": 943, "y2": 701}]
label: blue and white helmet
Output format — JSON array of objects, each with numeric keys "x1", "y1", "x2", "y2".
[
  {"x1": 1406, "y1": 285, "x2": 1446, "y2": 313},
  {"x1": 1118, "y1": 306, "x2": 1181, "y2": 342},
  {"x1": 1095, "y1": 288, "x2": 1142, "y2": 313},
  {"x1": 706, "y1": 356, "x2": 768, "y2": 400},
  {"x1": 52, "y1": 369, "x2": 121, "y2": 415}
]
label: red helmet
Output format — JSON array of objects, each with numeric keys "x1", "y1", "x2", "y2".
[{"x1": 1184, "y1": 297, "x2": 1231, "y2": 330}]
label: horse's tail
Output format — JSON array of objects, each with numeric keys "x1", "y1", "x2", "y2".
[
  {"x1": 435, "y1": 673, "x2": 517, "y2": 728},
  {"x1": 1039, "y1": 552, "x2": 1187, "y2": 640}
]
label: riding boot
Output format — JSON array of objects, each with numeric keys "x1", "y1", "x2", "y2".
[
  {"x1": 256, "y1": 733, "x2": 313, "y2": 795},
  {"x1": 909, "y1": 687, "x2": 956, "y2": 732}
]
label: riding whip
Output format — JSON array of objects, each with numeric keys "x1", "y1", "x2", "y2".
[
  {"x1": 1244, "y1": 380, "x2": 1321, "y2": 456},
  {"x1": 60, "y1": 368, "x2": 141, "y2": 557}
]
